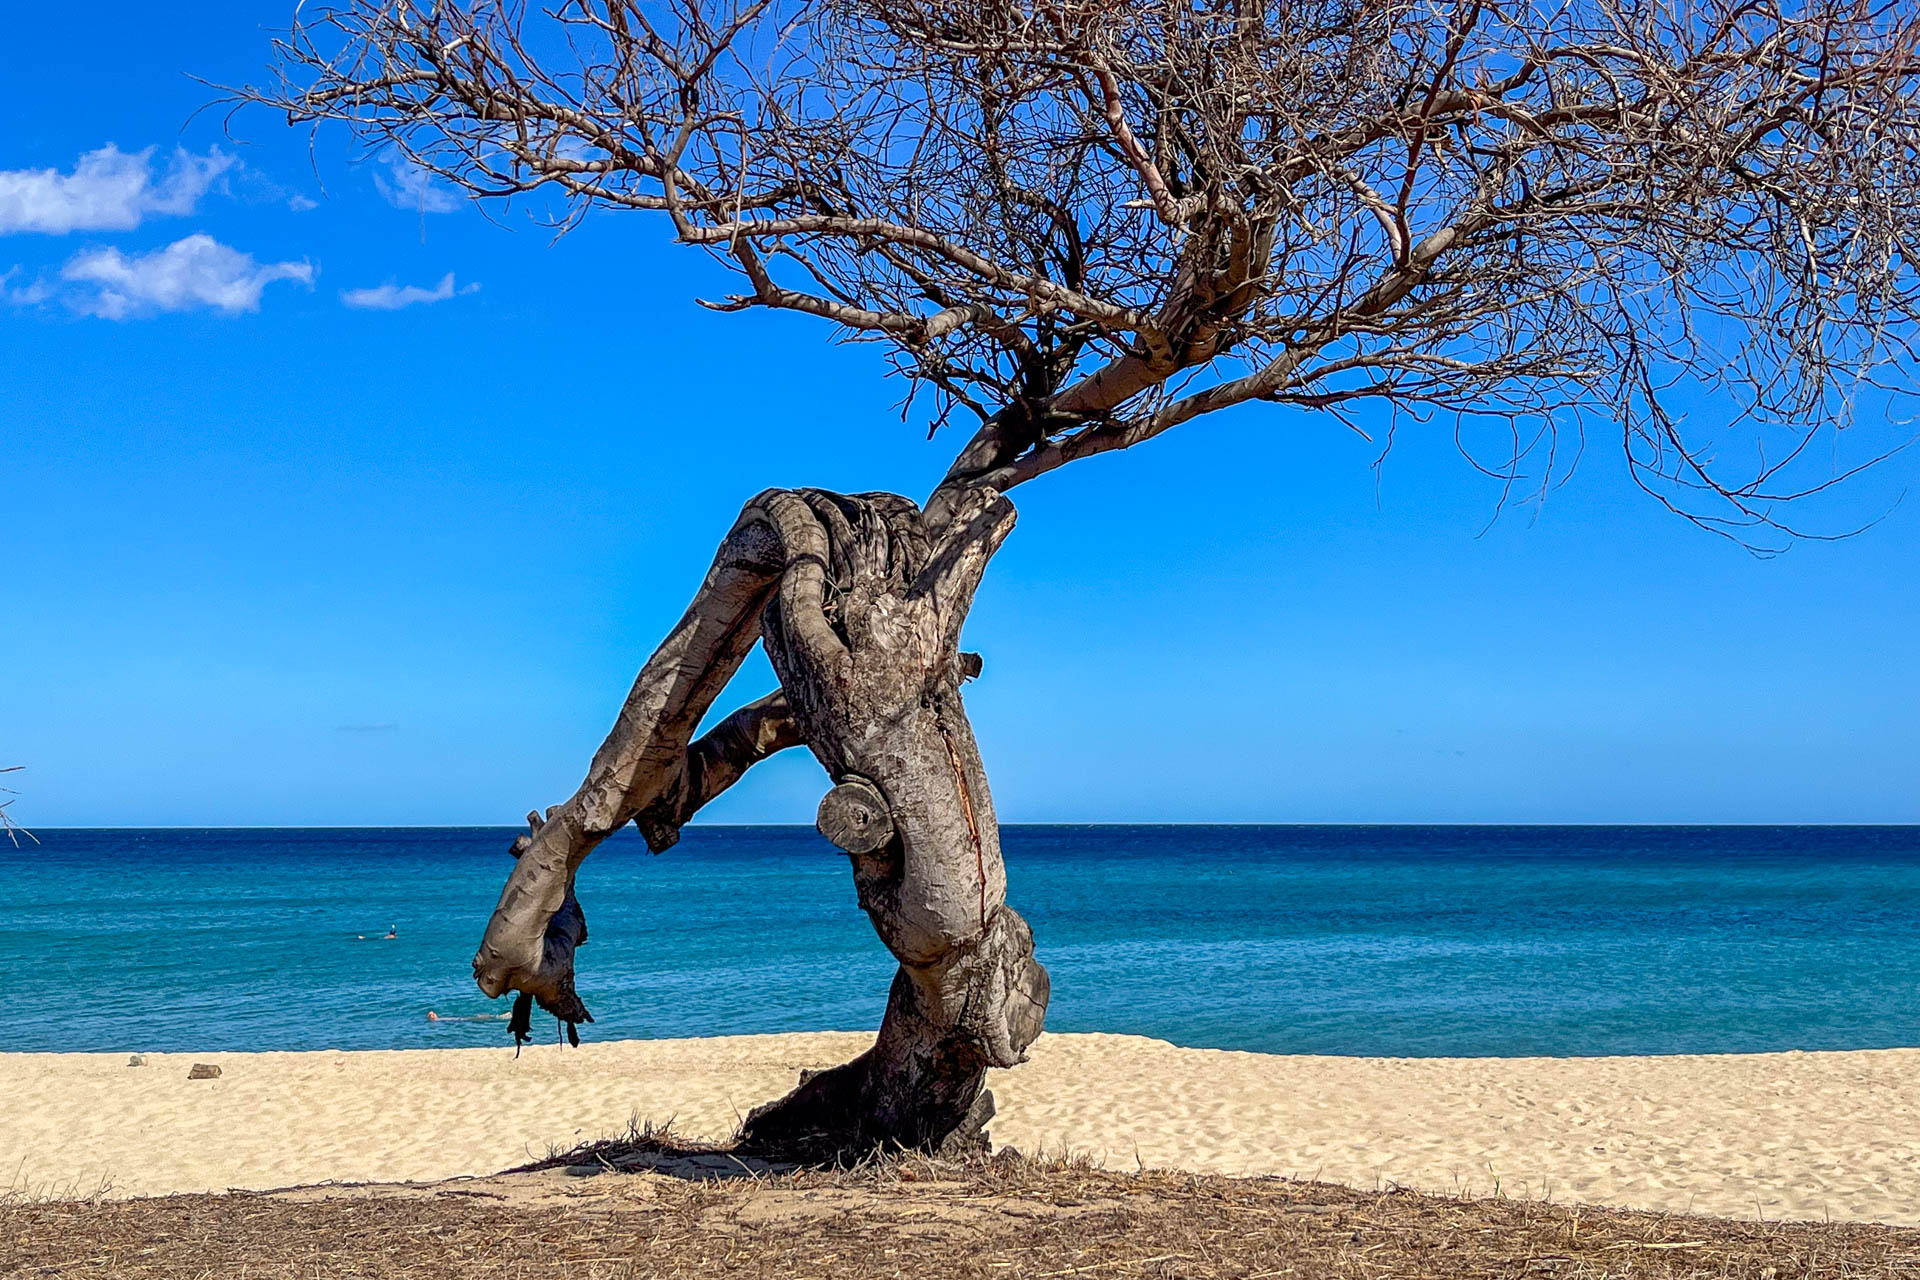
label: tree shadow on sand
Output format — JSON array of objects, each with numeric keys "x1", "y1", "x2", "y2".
[{"x1": 509, "y1": 1123, "x2": 809, "y2": 1184}]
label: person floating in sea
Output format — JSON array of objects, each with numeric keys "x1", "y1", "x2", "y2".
[
  {"x1": 427, "y1": 1010, "x2": 510, "y2": 1022},
  {"x1": 354, "y1": 925, "x2": 398, "y2": 940}
]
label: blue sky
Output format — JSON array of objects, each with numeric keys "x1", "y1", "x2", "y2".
[{"x1": 5, "y1": 2, "x2": 1918, "y2": 826}]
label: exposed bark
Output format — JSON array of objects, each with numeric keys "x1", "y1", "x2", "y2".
[
  {"x1": 469, "y1": 484, "x2": 1049, "y2": 1157},
  {"x1": 738, "y1": 487, "x2": 1049, "y2": 1160}
]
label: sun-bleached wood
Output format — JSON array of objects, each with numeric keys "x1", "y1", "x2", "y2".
[{"x1": 470, "y1": 486, "x2": 1048, "y2": 1156}]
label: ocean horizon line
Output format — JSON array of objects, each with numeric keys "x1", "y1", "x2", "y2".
[{"x1": 19, "y1": 820, "x2": 1920, "y2": 832}]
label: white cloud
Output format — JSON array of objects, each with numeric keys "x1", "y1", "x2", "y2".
[
  {"x1": 373, "y1": 156, "x2": 460, "y2": 214},
  {"x1": 61, "y1": 234, "x2": 313, "y2": 319},
  {"x1": 0, "y1": 145, "x2": 233, "y2": 235},
  {"x1": 340, "y1": 272, "x2": 478, "y2": 310}
]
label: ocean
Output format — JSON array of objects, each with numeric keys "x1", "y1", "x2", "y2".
[{"x1": 8, "y1": 825, "x2": 1920, "y2": 1058}]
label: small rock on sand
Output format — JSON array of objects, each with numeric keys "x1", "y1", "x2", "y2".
[
  {"x1": 187, "y1": 1064, "x2": 222, "y2": 1080},
  {"x1": 128, "y1": 1055, "x2": 147, "y2": 1067}
]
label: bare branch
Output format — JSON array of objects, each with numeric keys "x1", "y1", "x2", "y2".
[
  {"x1": 0, "y1": 766, "x2": 33, "y2": 849},
  {"x1": 236, "y1": 0, "x2": 1920, "y2": 543}
]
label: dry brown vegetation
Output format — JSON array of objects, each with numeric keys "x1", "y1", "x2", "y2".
[{"x1": 6, "y1": 1141, "x2": 1917, "y2": 1279}]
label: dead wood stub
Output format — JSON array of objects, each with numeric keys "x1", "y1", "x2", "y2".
[{"x1": 817, "y1": 778, "x2": 894, "y2": 855}]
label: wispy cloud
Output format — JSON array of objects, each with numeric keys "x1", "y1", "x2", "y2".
[
  {"x1": 0, "y1": 145, "x2": 233, "y2": 235},
  {"x1": 58, "y1": 234, "x2": 312, "y2": 320},
  {"x1": 373, "y1": 156, "x2": 460, "y2": 214},
  {"x1": 230, "y1": 166, "x2": 322, "y2": 214},
  {"x1": 340, "y1": 272, "x2": 478, "y2": 311},
  {"x1": 0, "y1": 266, "x2": 52, "y2": 306}
]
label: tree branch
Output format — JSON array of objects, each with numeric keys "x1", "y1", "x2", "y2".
[{"x1": 632, "y1": 691, "x2": 803, "y2": 851}]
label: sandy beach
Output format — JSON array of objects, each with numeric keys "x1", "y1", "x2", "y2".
[{"x1": 6, "y1": 1031, "x2": 1917, "y2": 1225}]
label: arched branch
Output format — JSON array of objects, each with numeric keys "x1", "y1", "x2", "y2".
[{"x1": 473, "y1": 492, "x2": 813, "y2": 1015}]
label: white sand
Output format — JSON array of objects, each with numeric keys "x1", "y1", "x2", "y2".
[{"x1": 7, "y1": 1032, "x2": 1918, "y2": 1224}]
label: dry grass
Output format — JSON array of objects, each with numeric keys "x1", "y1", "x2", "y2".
[{"x1": 4, "y1": 1135, "x2": 1917, "y2": 1279}]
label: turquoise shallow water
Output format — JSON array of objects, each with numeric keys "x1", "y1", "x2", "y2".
[{"x1": 8, "y1": 825, "x2": 1920, "y2": 1056}]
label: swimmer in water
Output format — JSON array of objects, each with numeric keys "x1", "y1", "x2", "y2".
[{"x1": 427, "y1": 1010, "x2": 511, "y2": 1022}]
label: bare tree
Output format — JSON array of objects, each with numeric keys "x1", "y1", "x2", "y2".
[
  {"x1": 243, "y1": 0, "x2": 1920, "y2": 1158},
  {"x1": 0, "y1": 767, "x2": 32, "y2": 849}
]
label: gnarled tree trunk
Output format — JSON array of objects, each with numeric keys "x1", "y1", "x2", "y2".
[{"x1": 471, "y1": 483, "x2": 1049, "y2": 1161}]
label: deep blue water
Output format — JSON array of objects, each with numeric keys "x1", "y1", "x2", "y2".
[{"x1": 7, "y1": 825, "x2": 1920, "y2": 1057}]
